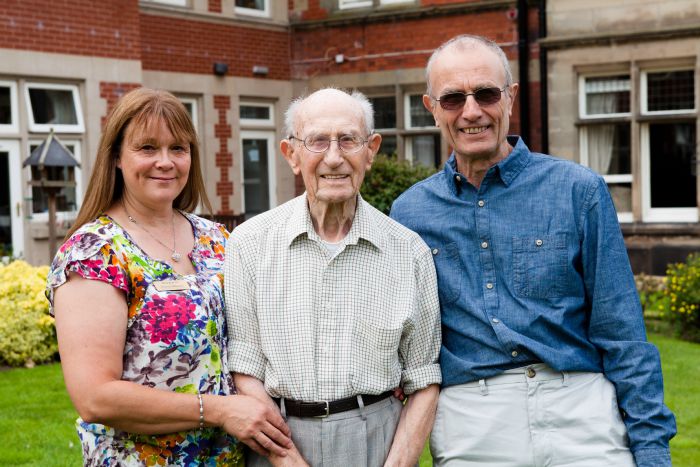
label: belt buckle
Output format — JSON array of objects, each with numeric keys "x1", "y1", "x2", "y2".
[{"x1": 315, "y1": 400, "x2": 330, "y2": 418}]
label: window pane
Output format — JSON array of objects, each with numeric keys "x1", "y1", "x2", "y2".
[
  {"x1": 240, "y1": 105, "x2": 270, "y2": 120},
  {"x1": 242, "y1": 138, "x2": 270, "y2": 218},
  {"x1": 378, "y1": 135, "x2": 397, "y2": 156},
  {"x1": 409, "y1": 95, "x2": 433, "y2": 127},
  {"x1": 647, "y1": 70, "x2": 695, "y2": 112},
  {"x1": 28, "y1": 88, "x2": 78, "y2": 125},
  {"x1": 340, "y1": 0, "x2": 372, "y2": 8},
  {"x1": 585, "y1": 123, "x2": 630, "y2": 175},
  {"x1": 29, "y1": 143, "x2": 77, "y2": 213},
  {"x1": 0, "y1": 149, "x2": 11, "y2": 255},
  {"x1": 236, "y1": 0, "x2": 265, "y2": 10},
  {"x1": 649, "y1": 121, "x2": 696, "y2": 208},
  {"x1": 608, "y1": 183, "x2": 632, "y2": 214},
  {"x1": 0, "y1": 87, "x2": 11, "y2": 125},
  {"x1": 409, "y1": 134, "x2": 440, "y2": 168},
  {"x1": 584, "y1": 75, "x2": 630, "y2": 115},
  {"x1": 370, "y1": 96, "x2": 396, "y2": 129}
]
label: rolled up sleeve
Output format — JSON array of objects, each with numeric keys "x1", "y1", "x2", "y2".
[
  {"x1": 224, "y1": 236, "x2": 267, "y2": 380},
  {"x1": 400, "y1": 248, "x2": 442, "y2": 394}
]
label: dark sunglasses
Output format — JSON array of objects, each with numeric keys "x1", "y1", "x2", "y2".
[{"x1": 434, "y1": 87, "x2": 507, "y2": 110}]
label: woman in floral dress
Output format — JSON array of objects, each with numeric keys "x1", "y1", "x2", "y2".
[{"x1": 47, "y1": 88, "x2": 291, "y2": 466}]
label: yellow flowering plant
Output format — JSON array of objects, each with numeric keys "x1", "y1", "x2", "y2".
[
  {"x1": 663, "y1": 253, "x2": 700, "y2": 342},
  {"x1": 0, "y1": 260, "x2": 57, "y2": 366}
]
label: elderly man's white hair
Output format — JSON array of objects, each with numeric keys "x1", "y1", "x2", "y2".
[
  {"x1": 284, "y1": 87, "x2": 375, "y2": 138},
  {"x1": 425, "y1": 34, "x2": 514, "y2": 96}
]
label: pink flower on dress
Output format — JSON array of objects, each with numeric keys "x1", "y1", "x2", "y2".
[{"x1": 141, "y1": 295, "x2": 197, "y2": 344}]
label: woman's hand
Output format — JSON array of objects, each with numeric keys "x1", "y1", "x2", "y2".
[{"x1": 212, "y1": 394, "x2": 292, "y2": 457}]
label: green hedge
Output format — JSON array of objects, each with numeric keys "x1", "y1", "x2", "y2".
[{"x1": 361, "y1": 155, "x2": 437, "y2": 214}]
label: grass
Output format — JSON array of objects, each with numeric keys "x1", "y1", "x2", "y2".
[
  {"x1": 0, "y1": 364, "x2": 82, "y2": 466},
  {"x1": 0, "y1": 333, "x2": 698, "y2": 466}
]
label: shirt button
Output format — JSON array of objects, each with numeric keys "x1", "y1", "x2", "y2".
[
  {"x1": 455, "y1": 175, "x2": 462, "y2": 183},
  {"x1": 512, "y1": 350, "x2": 519, "y2": 358},
  {"x1": 431, "y1": 248, "x2": 439, "y2": 255},
  {"x1": 478, "y1": 200, "x2": 485, "y2": 207},
  {"x1": 492, "y1": 318, "x2": 500, "y2": 324},
  {"x1": 535, "y1": 239, "x2": 543, "y2": 247},
  {"x1": 486, "y1": 283, "x2": 494, "y2": 289},
  {"x1": 481, "y1": 241, "x2": 488, "y2": 249}
]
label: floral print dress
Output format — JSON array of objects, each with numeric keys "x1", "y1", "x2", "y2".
[{"x1": 47, "y1": 213, "x2": 243, "y2": 466}]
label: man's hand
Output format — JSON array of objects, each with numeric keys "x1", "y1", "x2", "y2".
[
  {"x1": 216, "y1": 394, "x2": 292, "y2": 457},
  {"x1": 269, "y1": 443, "x2": 310, "y2": 467}
]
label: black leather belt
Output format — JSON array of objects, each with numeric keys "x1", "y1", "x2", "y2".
[{"x1": 273, "y1": 391, "x2": 394, "y2": 418}]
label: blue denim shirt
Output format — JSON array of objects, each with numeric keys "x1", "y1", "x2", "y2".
[{"x1": 390, "y1": 137, "x2": 676, "y2": 467}]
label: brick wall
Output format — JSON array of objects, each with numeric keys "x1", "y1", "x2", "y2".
[
  {"x1": 99, "y1": 82, "x2": 143, "y2": 127},
  {"x1": 290, "y1": 11, "x2": 518, "y2": 79},
  {"x1": 213, "y1": 95, "x2": 234, "y2": 215},
  {"x1": 0, "y1": 0, "x2": 141, "y2": 60},
  {"x1": 140, "y1": 14, "x2": 291, "y2": 79}
]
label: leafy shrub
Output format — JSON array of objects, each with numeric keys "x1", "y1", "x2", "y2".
[
  {"x1": 361, "y1": 155, "x2": 437, "y2": 214},
  {"x1": 663, "y1": 253, "x2": 700, "y2": 342},
  {"x1": 0, "y1": 261, "x2": 56, "y2": 367}
]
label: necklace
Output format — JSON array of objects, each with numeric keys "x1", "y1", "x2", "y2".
[{"x1": 122, "y1": 201, "x2": 182, "y2": 262}]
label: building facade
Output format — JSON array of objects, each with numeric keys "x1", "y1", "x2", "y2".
[
  {"x1": 543, "y1": 0, "x2": 700, "y2": 272},
  {"x1": 4, "y1": 0, "x2": 696, "y2": 270},
  {"x1": 1, "y1": 0, "x2": 541, "y2": 265}
]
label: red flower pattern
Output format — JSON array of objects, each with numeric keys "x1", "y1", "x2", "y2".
[{"x1": 141, "y1": 295, "x2": 197, "y2": 344}]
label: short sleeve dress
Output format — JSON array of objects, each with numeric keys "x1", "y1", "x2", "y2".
[{"x1": 46, "y1": 213, "x2": 243, "y2": 467}]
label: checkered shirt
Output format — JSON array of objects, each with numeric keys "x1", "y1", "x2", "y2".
[{"x1": 225, "y1": 194, "x2": 441, "y2": 401}]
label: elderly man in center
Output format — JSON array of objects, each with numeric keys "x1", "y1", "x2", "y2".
[{"x1": 224, "y1": 87, "x2": 441, "y2": 467}]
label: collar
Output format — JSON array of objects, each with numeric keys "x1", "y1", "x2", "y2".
[
  {"x1": 285, "y1": 193, "x2": 385, "y2": 251},
  {"x1": 444, "y1": 135, "x2": 532, "y2": 194}
]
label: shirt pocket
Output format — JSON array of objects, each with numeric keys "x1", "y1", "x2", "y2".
[
  {"x1": 430, "y1": 242, "x2": 463, "y2": 306},
  {"x1": 512, "y1": 234, "x2": 568, "y2": 299},
  {"x1": 350, "y1": 319, "x2": 402, "y2": 394}
]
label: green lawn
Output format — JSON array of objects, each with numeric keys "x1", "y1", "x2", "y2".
[{"x1": 1, "y1": 333, "x2": 698, "y2": 466}]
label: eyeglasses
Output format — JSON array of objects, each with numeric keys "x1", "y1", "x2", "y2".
[
  {"x1": 290, "y1": 134, "x2": 369, "y2": 154},
  {"x1": 433, "y1": 87, "x2": 507, "y2": 110}
]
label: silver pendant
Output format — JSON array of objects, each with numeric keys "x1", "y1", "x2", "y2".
[{"x1": 171, "y1": 251, "x2": 182, "y2": 262}]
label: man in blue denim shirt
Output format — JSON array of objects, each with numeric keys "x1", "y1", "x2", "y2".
[{"x1": 390, "y1": 35, "x2": 676, "y2": 467}]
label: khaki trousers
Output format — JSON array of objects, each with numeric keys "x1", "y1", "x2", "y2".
[{"x1": 431, "y1": 364, "x2": 635, "y2": 467}]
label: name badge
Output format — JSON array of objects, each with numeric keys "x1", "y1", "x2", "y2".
[{"x1": 153, "y1": 279, "x2": 190, "y2": 292}]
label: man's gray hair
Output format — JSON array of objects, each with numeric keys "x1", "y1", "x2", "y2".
[
  {"x1": 284, "y1": 87, "x2": 375, "y2": 137},
  {"x1": 425, "y1": 34, "x2": 514, "y2": 96}
]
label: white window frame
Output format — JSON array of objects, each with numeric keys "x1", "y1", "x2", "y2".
[
  {"x1": 640, "y1": 123, "x2": 698, "y2": 223},
  {"x1": 0, "y1": 139, "x2": 25, "y2": 258},
  {"x1": 404, "y1": 93, "x2": 434, "y2": 129},
  {"x1": 239, "y1": 130, "x2": 276, "y2": 214},
  {"x1": 578, "y1": 74, "x2": 631, "y2": 119},
  {"x1": 179, "y1": 96, "x2": 199, "y2": 133},
  {"x1": 579, "y1": 126, "x2": 633, "y2": 222},
  {"x1": 339, "y1": 0, "x2": 372, "y2": 9},
  {"x1": 0, "y1": 81, "x2": 19, "y2": 134},
  {"x1": 234, "y1": 0, "x2": 270, "y2": 17},
  {"x1": 26, "y1": 139, "x2": 83, "y2": 218},
  {"x1": 641, "y1": 68, "x2": 696, "y2": 116},
  {"x1": 24, "y1": 82, "x2": 85, "y2": 133},
  {"x1": 142, "y1": 0, "x2": 187, "y2": 6},
  {"x1": 239, "y1": 101, "x2": 275, "y2": 127}
]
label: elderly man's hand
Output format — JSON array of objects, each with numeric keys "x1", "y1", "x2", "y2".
[
  {"x1": 214, "y1": 394, "x2": 292, "y2": 457},
  {"x1": 269, "y1": 443, "x2": 309, "y2": 467},
  {"x1": 393, "y1": 387, "x2": 406, "y2": 401}
]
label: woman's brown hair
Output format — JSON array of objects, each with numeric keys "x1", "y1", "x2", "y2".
[{"x1": 67, "y1": 87, "x2": 211, "y2": 237}]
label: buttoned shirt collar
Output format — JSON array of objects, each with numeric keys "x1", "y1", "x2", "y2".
[
  {"x1": 444, "y1": 136, "x2": 531, "y2": 194},
  {"x1": 285, "y1": 193, "x2": 385, "y2": 251}
]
